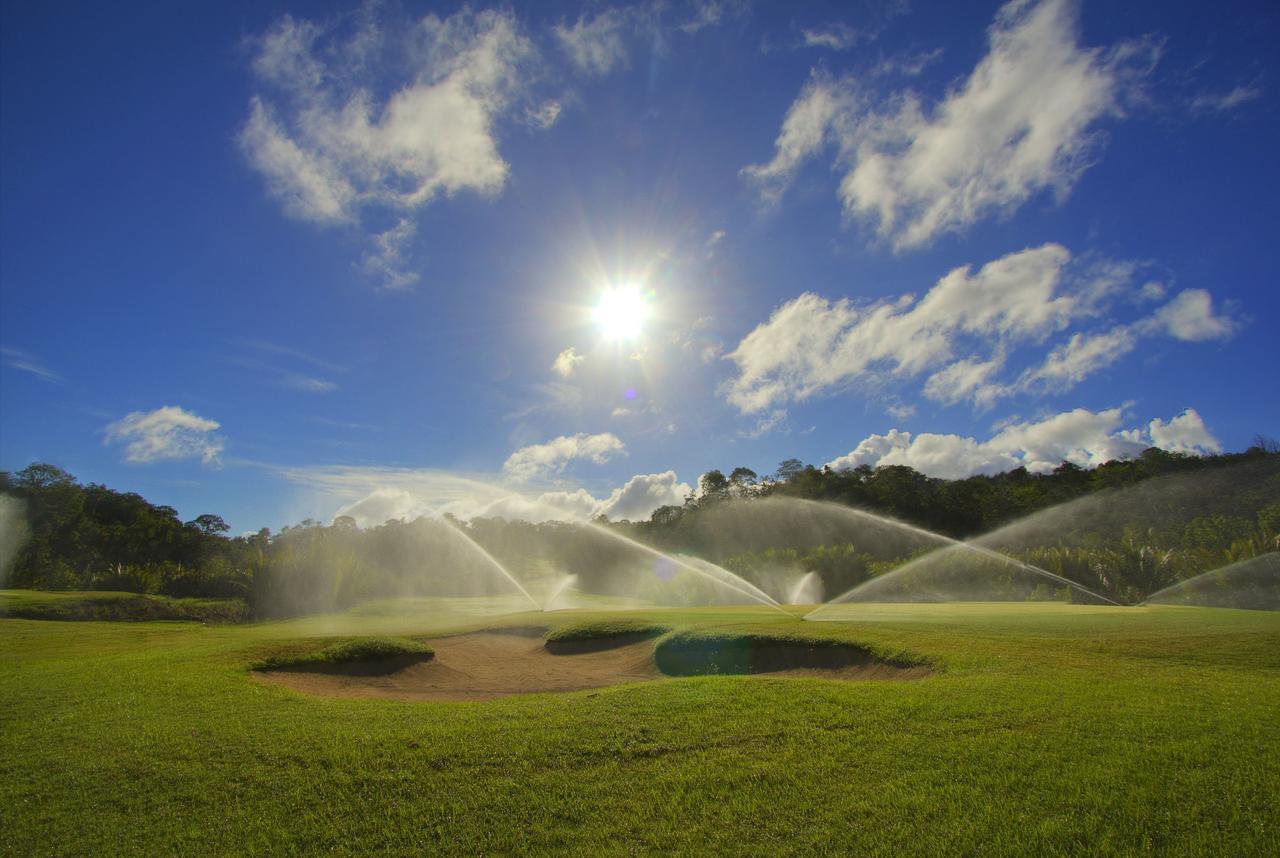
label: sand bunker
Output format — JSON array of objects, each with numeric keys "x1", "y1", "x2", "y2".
[{"x1": 257, "y1": 630, "x2": 928, "y2": 702}]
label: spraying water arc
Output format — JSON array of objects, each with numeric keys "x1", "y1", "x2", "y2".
[
  {"x1": 1140, "y1": 553, "x2": 1279, "y2": 609},
  {"x1": 788, "y1": 571, "x2": 824, "y2": 605},
  {"x1": 542, "y1": 574, "x2": 579, "y2": 612},
  {"x1": 469, "y1": 492, "x2": 789, "y2": 613},
  {"x1": 439, "y1": 516, "x2": 543, "y2": 612},
  {"x1": 793, "y1": 498, "x2": 1123, "y2": 618},
  {"x1": 571, "y1": 519, "x2": 790, "y2": 614}
]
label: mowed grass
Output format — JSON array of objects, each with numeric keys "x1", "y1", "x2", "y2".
[{"x1": 2, "y1": 594, "x2": 1278, "y2": 855}]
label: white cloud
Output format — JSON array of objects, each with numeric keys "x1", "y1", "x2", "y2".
[
  {"x1": 1144, "y1": 288, "x2": 1236, "y2": 341},
  {"x1": 1, "y1": 347, "x2": 62, "y2": 383},
  {"x1": 554, "y1": 9, "x2": 629, "y2": 76},
  {"x1": 675, "y1": 0, "x2": 747, "y2": 35},
  {"x1": 279, "y1": 373, "x2": 338, "y2": 393},
  {"x1": 723, "y1": 244, "x2": 1239, "y2": 415},
  {"x1": 872, "y1": 48, "x2": 944, "y2": 79},
  {"x1": 502, "y1": 432, "x2": 626, "y2": 482},
  {"x1": 228, "y1": 356, "x2": 338, "y2": 393},
  {"x1": 361, "y1": 218, "x2": 419, "y2": 290},
  {"x1": 826, "y1": 428, "x2": 916, "y2": 472},
  {"x1": 241, "y1": 8, "x2": 537, "y2": 225},
  {"x1": 551, "y1": 347, "x2": 585, "y2": 378},
  {"x1": 741, "y1": 72, "x2": 857, "y2": 207},
  {"x1": 800, "y1": 23, "x2": 862, "y2": 51},
  {"x1": 528, "y1": 471, "x2": 692, "y2": 521},
  {"x1": 723, "y1": 243, "x2": 1080, "y2": 413},
  {"x1": 529, "y1": 489, "x2": 601, "y2": 520},
  {"x1": 824, "y1": 406, "x2": 1221, "y2": 479},
  {"x1": 1011, "y1": 325, "x2": 1137, "y2": 391},
  {"x1": 595, "y1": 471, "x2": 692, "y2": 520},
  {"x1": 740, "y1": 408, "x2": 788, "y2": 439},
  {"x1": 1189, "y1": 83, "x2": 1263, "y2": 113},
  {"x1": 525, "y1": 99, "x2": 562, "y2": 129},
  {"x1": 240, "y1": 98, "x2": 355, "y2": 223},
  {"x1": 745, "y1": 0, "x2": 1157, "y2": 249},
  {"x1": 886, "y1": 401, "x2": 916, "y2": 420},
  {"x1": 105, "y1": 406, "x2": 224, "y2": 466},
  {"x1": 334, "y1": 487, "x2": 427, "y2": 528},
  {"x1": 329, "y1": 468, "x2": 691, "y2": 527},
  {"x1": 1147, "y1": 409, "x2": 1222, "y2": 454},
  {"x1": 922, "y1": 355, "x2": 1005, "y2": 406}
]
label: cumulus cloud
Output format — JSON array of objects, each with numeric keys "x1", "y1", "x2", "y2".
[
  {"x1": 551, "y1": 347, "x2": 585, "y2": 378},
  {"x1": 825, "y1": 406, "x2": 1221, "y2": 479},
  {"x1": 724, "y1": 243, "x2": 1089, "y2": 413},
  {"x1": 241, "y1": 8, "x2": 538, "y2": 227},
  {"x1": 595, "y1": 471, "x2": 692, "y2": 519},
  {"x1": 1143, "y1": 288, "x2": 1236, "y2": 341},
  {"x1": 334, "y1": 487, "x2": 428, "y2": 528},
  {"x1": 502, "y1": 432, "x2": 626, "y2": 482},
  {"x1": 105, "y1": 406, "x2": 224, "y2": 466},
  {"x1": 329, "y1": 469, "x2": 691, "y2": 527},
  {"x1": 722, "y1": 244, "x2": 1239, "y2": 414},
  {"x1": 502, "y1": 471, "x2": 691, "y2": 521},
  {"x1": 745, "y1": 0, "x2": 1157, "y2": 249},
  {"x1": 1146, "y1": 409, "x2": 1222, "y2": 454}
]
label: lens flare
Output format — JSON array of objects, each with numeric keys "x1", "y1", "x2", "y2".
[{"x1": 594, "y1": 285, "x2": 649, "y2": 341}]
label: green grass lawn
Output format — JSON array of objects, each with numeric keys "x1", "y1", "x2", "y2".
[{"x1": 2, "y1": 592, "x2": 1278, "y2": 855}]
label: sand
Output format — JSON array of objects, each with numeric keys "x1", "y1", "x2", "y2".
[{"x1": 257, "y1": 630, "x2": 928, "y2": 702}]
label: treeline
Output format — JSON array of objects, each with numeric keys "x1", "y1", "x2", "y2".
[
  {"x1": 1, "y1": 442, "x2": 1277, "y2": 616},
  {"x1": 633, "y1": 443, "x2": 1280, "y2": 541},
  {"x1": 0, "y1": 464, "x2": 261, "y2": 600}
]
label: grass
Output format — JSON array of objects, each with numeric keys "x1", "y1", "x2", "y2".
[
  {"x1": 0, "y1": 588, "x2": 248, "y2": 623},
  {"x1": 251, "y1": 636, "x2": 433, "y2": 671},
  {"x1": 2, "y1": 593, "x2": 1278, "y2": 855},
  {"x1": 543, "y1": 618, "x2": 670, "y2": 644}
]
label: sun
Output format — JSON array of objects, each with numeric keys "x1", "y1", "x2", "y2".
[{"x1": 593, "y1": 285, "x2": 650, "y2": 341}]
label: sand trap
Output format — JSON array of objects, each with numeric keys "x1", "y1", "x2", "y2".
[{"x1": 257, "y1": 630, "x2": 928, "y2": 702}]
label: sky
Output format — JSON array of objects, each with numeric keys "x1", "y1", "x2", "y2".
[{"x1": 1, "y1": 0, "x2": 1277, "y2": 533}]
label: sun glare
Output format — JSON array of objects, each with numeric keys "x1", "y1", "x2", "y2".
[{"x1": 594, "y1": 285, "x2": 650, "y2": 341}]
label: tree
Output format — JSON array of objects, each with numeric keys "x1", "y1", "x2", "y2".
[
  {"x1": 775, "y1": 459, "x2": 804, "y2": 482},
  {"x1": 16, "y1": 463, "x2": 76, "y2": 490},
  {"x1": 188, "y1": 514, "x2": 230, "y2": 536},
  {"x1": 698, "y1": 470, "x2": 730, "y2": 502}
]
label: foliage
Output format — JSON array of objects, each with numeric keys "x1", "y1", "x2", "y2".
[{"x1": 0, "y1": 589, "x2": 249, "y2": 623}]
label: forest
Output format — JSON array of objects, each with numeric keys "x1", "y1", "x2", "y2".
[{"x1": 2, "y1": 442, "x2": 1277, "y2": 617}]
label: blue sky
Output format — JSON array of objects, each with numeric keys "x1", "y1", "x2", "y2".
[{"x1": 2, "y1": 0, "x2": 1277, "y2": 532}]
